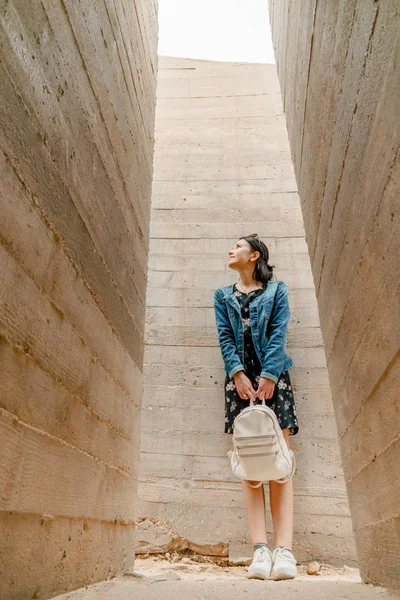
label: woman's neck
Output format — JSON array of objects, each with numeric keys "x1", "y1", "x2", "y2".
[{"x1": 238, "y1": 270, "x2": 262, "y2": 289}]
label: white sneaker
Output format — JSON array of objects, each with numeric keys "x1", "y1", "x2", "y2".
[
  {"x1": 271, "y1": 547, "x2": 297, "y2": 580},
  {"x1": 247, "y1": 546, "x2": 272, "y2": 580}
]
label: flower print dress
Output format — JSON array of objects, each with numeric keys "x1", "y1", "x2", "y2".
[{"x1": 224, "y1": 282, "x2": 299, "y2": 436}]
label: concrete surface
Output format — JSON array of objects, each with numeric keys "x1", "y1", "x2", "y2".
[
  {"x1": 137, "y1": 56, "x2": 356, "y2": 565},
  {"x1": 50, "y1": 557, "x2": 398, "y2": 600},
  {"x1": 50, "y1": 578, "x2": 398, "y2": 600},
  {"x1": 269, "y1": 0, "x2": 400, "y2": 589},
  {"x1": 0, "y1": 1, "x2": 157, "y2": 598}
]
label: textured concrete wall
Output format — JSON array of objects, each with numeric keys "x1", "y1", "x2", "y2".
[
  {"x1": 268, "y1": 0, "x2": 400, "y2": 588},
  {"x1": 137, "y1": 56, "x2": 356, "y2": 566},
  {"x1": 0, "y1": 1, "x2": 157, "y2": 598}
]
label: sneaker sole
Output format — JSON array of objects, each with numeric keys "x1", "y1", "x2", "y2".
[
  {"x1": 271, "y1": 567, "x2": 297, "y2": 581},
  {"x1": 247, "y1": 568, "x2": 271, "y2": 580}
]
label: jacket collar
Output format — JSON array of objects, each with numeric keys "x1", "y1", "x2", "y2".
[{"x1": 223, "y1": 280, "x2": 278, "y2": 309}]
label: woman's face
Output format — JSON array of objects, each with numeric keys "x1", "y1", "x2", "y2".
[{"x1": 228, "y1": 239, "x2": 259, "y2": 271}]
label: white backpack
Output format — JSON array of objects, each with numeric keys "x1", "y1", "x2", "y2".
[{"x1": 228, "y1": 399, "x2": 296, "y2": 487}]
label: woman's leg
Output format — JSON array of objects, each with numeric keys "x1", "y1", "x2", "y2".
[
  {"x1": 269, "y1": 428, "x2": 294, "y2": 548},
  {"x1": 241, "y1": 480, "x2": 268, "y2": 545}
]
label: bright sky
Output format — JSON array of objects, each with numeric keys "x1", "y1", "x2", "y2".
[{"x1": 157, "y1": 0, "x2": 275, "y2": 64}]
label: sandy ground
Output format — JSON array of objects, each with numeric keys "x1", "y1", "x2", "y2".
[{"x1": 51, "y1": 554, "x2": 400, "y2": 600}]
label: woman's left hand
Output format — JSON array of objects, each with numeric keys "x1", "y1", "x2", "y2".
[{"x1": 256, "y1": 377, "x2": 276, "y2": 401}]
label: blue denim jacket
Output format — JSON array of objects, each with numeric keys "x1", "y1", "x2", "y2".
[{"x1": 214, "y1": 280, "x2": 294, "y2": 383}]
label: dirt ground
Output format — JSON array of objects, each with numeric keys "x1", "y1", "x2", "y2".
[{"x1": 52, "y1": 554, "x2": 400, "y2": 600}]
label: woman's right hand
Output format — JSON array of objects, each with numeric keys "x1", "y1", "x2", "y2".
[{"x1": 233, "y1": 371, "x2": 257, "y2": 401}]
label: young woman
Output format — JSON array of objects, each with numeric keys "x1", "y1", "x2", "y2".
[{"x1": 214, "y1": 233, "x2": 299, "y2": 581}]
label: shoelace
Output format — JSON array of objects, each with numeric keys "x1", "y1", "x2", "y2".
[
  {"x1": 274, "y1": 547, "x2": 295, "y2": 563},
  {"x1": 255, "y1": 547, "x2": 270, "y2": 563}
]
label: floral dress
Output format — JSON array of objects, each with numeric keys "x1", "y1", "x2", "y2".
[{"x1": 224, "y1": 282, "x2": 299, "y2": 436}]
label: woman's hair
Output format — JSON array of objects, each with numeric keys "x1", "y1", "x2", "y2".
[{"x1": 241, "y1": 234, "x2": 274, "y2": 282}]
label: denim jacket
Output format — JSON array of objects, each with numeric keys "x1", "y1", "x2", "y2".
[{"x1": 213, "y1": 280, "x2": 293, "y2": 383}]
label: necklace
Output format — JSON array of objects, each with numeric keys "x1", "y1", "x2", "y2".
[{"x1": 236, "y1": 282, "x2": 263, "y2": 294}]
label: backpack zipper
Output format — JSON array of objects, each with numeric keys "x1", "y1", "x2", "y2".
[
  {"x1": 235, "y1": 434, "x2": 275, "y2": 440},
  {"x1": 236, "y1": 441, "x2": 276, "y2": 449},
  {"x1": 237, "y1": 450, "x2": 278, "y2": 458}
]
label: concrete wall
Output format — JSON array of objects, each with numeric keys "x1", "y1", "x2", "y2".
[
  {"x1": 268, "y1": 0, "x2": 400, "y2": 588},
  {"x1": 0, "y1": 1, "x2": 157, "y2": 598},
  {"x1": 137, "y1": 56, "x2": 356, "y2": 566}
]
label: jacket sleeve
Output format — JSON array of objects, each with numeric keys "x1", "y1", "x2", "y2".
[
  {"x1": 260, "y1": 282, "x2": 290, "y2": 384},
  {"x1": 214, "y1": 289, "x2": 244, "y2": 379}
]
